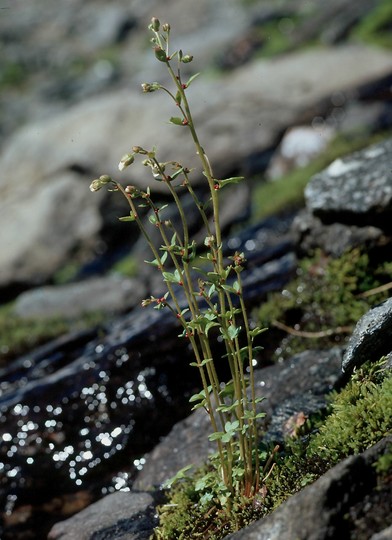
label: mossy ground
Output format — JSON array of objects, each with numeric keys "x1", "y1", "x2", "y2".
[
  {"x1": 152, "y1": 361, "x2": 392, "y2": 539},
  {"x1": 0, "y1": 302, "x2": 106, "y2": 366},
  {"x1": 256, "y1": 249, "x2": 392, "y2": 363},
  {"x1": 152, "y1": 245, "x2": 392, "y2": 538}
]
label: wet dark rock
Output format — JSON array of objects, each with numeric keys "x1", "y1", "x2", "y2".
[
  {"x1": 47, "y1": 491, "x2": 158, "y2": 540},
  {"x1": 0, "y1": 223, "x2": 295, "y2": 539},
  {"x1": 342, "y1": 297, "x2": 392, "y2": 374},
  {"x1": 225, "y1": 435, "x2": 392, "y2": 540},
  {"x1": 134, "y1": 348, "x2": 343, "y2": 490},
  {"x1": 304, "y1": 138, "x2": 392, "y2": 230},
  {"x1": 292, "y1": 210, "x2": 385, "y2": 257},
  {"x1": 1, "y1": 3, "x2": 392, "y2": 538},
  {"x1": 13, "y1": 275, "x2": 147, "y2": 319}
]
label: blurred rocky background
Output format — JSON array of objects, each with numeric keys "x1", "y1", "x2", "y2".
[{"x1": 0, "y1": 0, "x2": 392, "y2": 538}]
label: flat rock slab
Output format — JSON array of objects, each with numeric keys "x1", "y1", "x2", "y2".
[
  {"x1": 13, "y1": 275, "x2": 146, "y2": 319},
  {"x1": 48, "y1": 491, "x2": 157, "y2": 540}
]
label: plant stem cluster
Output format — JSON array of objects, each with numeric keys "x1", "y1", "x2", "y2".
[{"x1": 90, "y1": 18, "x2": 266, "y2": 505}]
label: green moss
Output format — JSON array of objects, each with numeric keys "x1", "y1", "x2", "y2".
[
  {"x1": 0, "y1": 302, "x2": 106, "y2": 365},
  {"x1": 152, "y1": 361, "x2": 392, "y2": 539},
  {"x1": 351, "y1": 0, "x2": 392, "y2": 49},
  {"x1": 374, "y1": 444, "x2": 392, "y2": 476},
  {"x1": 153, "y1": 467, "x2": 265, "y2": 539},
  {"x1": 111, "y1": 255, "x2": 139, "y2": 277},
  {"x1": 253, "y1": 17, "x2": 297, "y2": 59},
  {"x1": 52, "y1": 261, "x2": 82, "y2": 285},
  {"x1": 0, "y1": 61, "x2": 27, "y2": 88},
  {"x1": 307, "y1": 360, "x2": 392, "y2": 463},
  {"x1": 251, "y1": 131, "x2": 391, "y2": 222},
  {"x1": 265, "y1": 362, "x2": 392, "y2": 517},
  {"x1": 257, "y1": 249, "x2": 390, "y2": 362}
]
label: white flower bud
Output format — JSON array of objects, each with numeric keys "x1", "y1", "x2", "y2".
[{"x1": 118, "y1": 153, "x2": 134, "y2": 171}]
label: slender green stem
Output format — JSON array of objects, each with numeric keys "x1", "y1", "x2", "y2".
[{"x1": 108, "y1": 21, "x2": 266, "y2": 501}]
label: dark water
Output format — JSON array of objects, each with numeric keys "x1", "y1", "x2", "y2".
[{"x1": 0, "y1": 216, "x2": 296, "y2": 539}]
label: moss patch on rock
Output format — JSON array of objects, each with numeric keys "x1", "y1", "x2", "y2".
[
  {"x1": 152, "y1": 360, "x2": 392, "y2": 539},
  {"x1": 0, "y1": 302, "x2": 106, "y2": 366},
  {"x1": 257, "y1": 249, "x2": 392, "y2": 363}
]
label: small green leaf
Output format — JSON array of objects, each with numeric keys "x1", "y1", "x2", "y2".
[
  {"x1": 228, "y1": 324, "x2": 241, "y2": 340},
  {"x1": 208, "y1": 284, "x2": 216, "y2": 298},
  {"x1": 162, "y1": 271, "x2": 176, "y2": 283},
  {"x1": 161, "y1": 464, "x2": 194, "y2": 489},
  {"x1": 189, "y1": 391, "x2": 205, "y2": 403},
  {"x1": 199, "y1": 357, "x2": 213, "y2": 367},
  {"x1": 154, "y1": 47, "x2": 167, "y2": 63},
  {"x1": 221, "y1": 432, "x2": 233, "y2": 443},
  {"x1": 219, "y1": 381, "x2": 235, "y2": 398},
  {"x1": 144, "y1": 258, "x2": 159, "y2": 267},
  {"x1": 225, "y1": 420, "x2": 239, "y2": 432},
  {"x1": 169, "y1": 116, "x2": 185, "y2": 125},
  {"x1": 162, "y1": 269, "x2": 182, "y2": 284},
  {"x1": 209, "y1": 431, "x2": 225, "y2": 442},
  {"x1": 199, "y1": 492, "x2": 214, "y2": 506},
  {"x1": 216, "y1": 400, "x2": 239, "y2": 413},
  {"x1": 217, "y1": 176, "x2": 244, "y2": 188},
  {"x1": 189, "y1": 386, "x2": 212, "y2": 402},
  {"x1": 249, "y1": 326, "x2": 268, "y2": 338},
  {"x1": 185, "y1": 72, "x2": 200, "y2": 87},
  {"x1": 191, "y1": 401, "x2": 206, "y2": 411},
  {"x1": 170, "y1": 167, "x2": 184, "y2": 180},
  {"x1": 205, "y1": 321, "x2": 219, "y2": 335},
  {"x1": 118, "y1": 214, "x2": 136, "y2": 222},
  {"x1": 221, "y1": 284, "x2": 236, "y2": 294}
]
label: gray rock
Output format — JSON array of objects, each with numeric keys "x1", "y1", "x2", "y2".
[
  {"x1": 224, "y1": 436, "x2": 392, "y2": 540},
  {"x1": 133, "y1": 348, "x2": 342, "y2": 490},
  {"x1": 371, "y1": 525, "x2": 392, "y2": 540},
  {"x1": 266, "y1": 125, "x2": 335, "y2": 180},
  {"x1": 47, "y1": 491, "x2": 158, "y2": 540},
  {"x1": 1, "y1": 46, "x2": 392, "y2": 289},
  {"x1": 13, "y1": 274, "x2": 146, "y2": 319},
  {"x1": 305, "y1": 137, "x2": 392, "y2": 228},
  {"x1": 292, "y1": 209, "x2": 385, "y2": 257},
  {"x1": 0, "y1": 170, "x2": 103, "y2": 289},
  {"x1": 342, "y1": 297, "x2": 392, "y2": 374}
]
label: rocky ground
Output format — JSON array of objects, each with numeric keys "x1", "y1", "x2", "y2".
[{"x1": 0, "y1": 0, "x2": 392, "y2": 539}]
